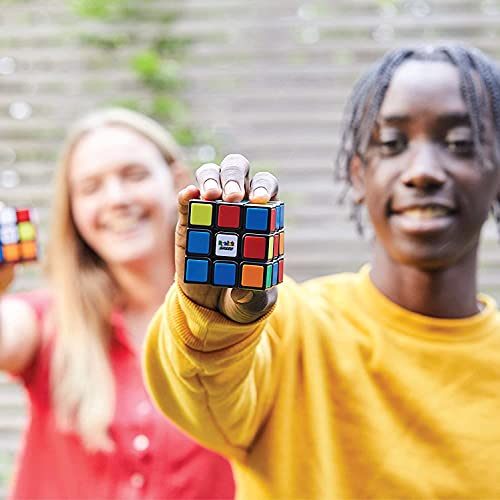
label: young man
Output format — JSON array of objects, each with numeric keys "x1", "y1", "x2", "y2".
[{"x1": 144, "y1": 45, "x2": 500, "y2": 498}]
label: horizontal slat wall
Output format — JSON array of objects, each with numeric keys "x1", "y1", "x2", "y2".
[{"x1": 2, "y1": 0, "x2": 500, "y2": 494}]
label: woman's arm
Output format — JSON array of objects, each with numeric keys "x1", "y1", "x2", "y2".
[{"x1": 0, "y1": 264, "x2": 40, "y2": 375}]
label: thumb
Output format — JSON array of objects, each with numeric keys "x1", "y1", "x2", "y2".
[{"x1": 218, "y1": 287, "x2": 277, "y2": 324}]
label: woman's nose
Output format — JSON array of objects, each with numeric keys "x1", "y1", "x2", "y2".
[{"x1": 104, "y1": 177, "x2": 128, "y2": 204}]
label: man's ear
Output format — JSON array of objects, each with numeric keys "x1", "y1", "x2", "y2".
[
  {"x1": 349, "y1": 154, "x2": 366, "y2": 204},
  {"x1": 170, "y1": 160, "x2": 192, "y2": 191}
]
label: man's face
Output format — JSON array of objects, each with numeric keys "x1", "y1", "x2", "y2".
[{"x1": 352, "y1": 60, "x2": 500, "y2": 270}]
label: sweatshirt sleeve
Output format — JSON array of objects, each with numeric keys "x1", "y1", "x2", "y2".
[{"x1": 143, "y1": 278, "x2": 292, "y2": 462}]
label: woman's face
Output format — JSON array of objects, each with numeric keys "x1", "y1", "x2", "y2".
[{"x1": 69, "y1": 125, "x2": 178, "y2": 267}]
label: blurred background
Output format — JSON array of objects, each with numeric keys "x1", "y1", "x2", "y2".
[{"x1": 1, "y1": 0, "x2": 500, "y2": 493}]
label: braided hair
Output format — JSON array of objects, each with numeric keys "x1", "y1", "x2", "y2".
[{"x1": 334, "y1": 44, "x2": 500, "y2": 236}]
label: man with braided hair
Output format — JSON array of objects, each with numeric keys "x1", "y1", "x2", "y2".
[{"x1": 144, "y1": 44, "x2": 500, "y2": 498}]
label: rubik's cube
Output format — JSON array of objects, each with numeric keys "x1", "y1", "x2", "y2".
[
  {"x1": 184, "y1": 199, "x2": 285, "y2": 290},
  {"x1": 0, "y1": 206, "x2": 38, "y2": 264}
]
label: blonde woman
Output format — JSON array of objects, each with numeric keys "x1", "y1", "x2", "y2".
[{"x1": 0, "y1": 108, "x2": 234, "y2": 499}]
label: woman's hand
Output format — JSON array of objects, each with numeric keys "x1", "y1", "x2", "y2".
[
  {"x1": 0, "y1": 264, "x2": 14, "y2": 295},
  {"x1": 175, "y1": 154, "x2": 279, "y2": 323}
]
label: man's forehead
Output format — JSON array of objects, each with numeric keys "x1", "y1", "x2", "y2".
[{"x1": 379, "y1": 59, "x2": 467, "y2": 116}]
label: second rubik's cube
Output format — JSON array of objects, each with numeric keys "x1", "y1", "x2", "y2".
[
  {"x1": 0, "y1": 206, "x2": 38, "y2": 264},
  {"x1": 184, "y1": 199, "x2": 285, "y2": 290}
]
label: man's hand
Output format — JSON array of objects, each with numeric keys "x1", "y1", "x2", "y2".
[{"x1": 175, "y1": 154, "x2": 279, "y2": 323}]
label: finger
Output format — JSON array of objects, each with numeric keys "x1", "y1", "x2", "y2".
[
  {"x1": 196, "y1": 163, "x2": 222, "y2": 200},
  {"x1": 220, "y1": 154, "x2": 250, "y2": 202},
  {"x1": 249, "y1": 172, "x2": 279, "y2": 203},
  {"x1": 176, "y1": 185, "x2": 200, "y2": 286},
  {"x1": 177, "y1": 185, "x2": 200, "y2": 227}
]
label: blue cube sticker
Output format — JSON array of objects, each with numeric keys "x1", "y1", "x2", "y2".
[
  {"x1": 187, "y1": 230, "x2": 211, "y2": 255},
  {"x1": 277, "y1": 205, "x2": 285, "y2": 229},
  {"x1": 213, "y1": 262, "x2": 237, "y2": 287},
  {"x1": 272, "y1": 261, "x2": 279, "y2": 286},
  {"x1": 246, "y1": 207, "x2": 268, "y2": 231},
  {"x1": 185, "y1": 259, "x2": 209, "y2": 283}
]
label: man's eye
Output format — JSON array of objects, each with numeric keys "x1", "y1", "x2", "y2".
[
  {"x1": 447, "y1": 139, "x2": 474, "y2": 156},
  {"x1": 379, "y1": 137, "x2": 406, "y2": 156}
]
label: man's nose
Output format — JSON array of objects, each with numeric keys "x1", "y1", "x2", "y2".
[{"x1": 401, "y1": 142, "x2": 446, "y2": 190}]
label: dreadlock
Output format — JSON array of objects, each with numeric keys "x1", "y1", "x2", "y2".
[{"x1": 334, "y1": 43, "x2": 500, "y2": 237}]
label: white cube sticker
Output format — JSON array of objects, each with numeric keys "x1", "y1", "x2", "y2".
[
  {"x1": 0, "y1": 224, "x2": 19, "y2": 244},
  {"x1": 215, "y1": 233, "x2": 238, "y2": 257},
  {"x1": 0, "y1": 207, "x2": 16, "y2": 225}
]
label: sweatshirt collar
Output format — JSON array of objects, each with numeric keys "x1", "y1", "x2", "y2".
[{"x1": 356, "y1": 265, "x2": 498, "y2": 342}]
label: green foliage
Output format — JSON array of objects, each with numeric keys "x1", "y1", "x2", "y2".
[
  {"x1": 74, "y1": 0, "x2": 209, "y2": 150},
  {"x1": 79, "y1": 33, "x2": 131, "y2": 50},
  {"x1": 72, "y1": 0, "x2": 130, "y2": 19},
  {"x1": 131, "y1": 52, "x2": 183, "y2": 91}
]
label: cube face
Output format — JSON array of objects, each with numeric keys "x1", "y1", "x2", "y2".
[
  {"x1": 0, "y1": 207, "x2": 38, "y2": 265},
  {"x1": 184, "y1": 199, "x2": 285, "y2": 290}
]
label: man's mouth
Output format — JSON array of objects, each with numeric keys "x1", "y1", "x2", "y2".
[
  {"x1": 389, "y1": 203, "x2": 457, "y2": 235},
  {"x1": 395, "y1": 206, "x2": 453, "y2": 219}
]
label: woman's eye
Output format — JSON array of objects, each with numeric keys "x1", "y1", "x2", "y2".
[
  {"x1": 79, "y1": 180, "x2": 99, "y2": 195},
  {"x1": 447, "y1": 139, "x2": 474, "y2": 156},
  {"x1": 124, "y1": 169, "x2": 149, "y2": 181}
]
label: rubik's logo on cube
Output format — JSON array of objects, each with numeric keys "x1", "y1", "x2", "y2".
[
  {"x1": 184, "y1": 199, "x2": 285, "y2": 290},
  {"x1": 0, "y1": 206, "x2": 38, "y2": 264}
]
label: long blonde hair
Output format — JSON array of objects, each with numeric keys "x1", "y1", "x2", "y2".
[{"x1": 45, "y1": 108, "x2": 185, "y2": 452}]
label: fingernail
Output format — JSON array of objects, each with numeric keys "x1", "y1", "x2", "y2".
[
  {"x1": 252, "y1": 187, "x2": 268, "y2": 199},
  {"x1": 234, "y1": 290, "x2": 254, "y2": 304},
  {"x1": 224, "y1": 181, "x2": 241, "y2": 195},
  {"x1": 203, "y1": 179, "x2": 219, "y2": 192}
]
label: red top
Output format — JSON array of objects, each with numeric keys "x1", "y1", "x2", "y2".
[{"x1": 9, "y1": 290, "x2": 235, "y2": 499}]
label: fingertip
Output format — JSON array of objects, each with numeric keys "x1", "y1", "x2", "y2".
[
  {"x1": 178, "y1": 185, "x2": 200, "y2": 203},
  {"x1": 201, "y1": 189, "x2": 222, "y2": 201},
  {"x1": 200, "y1": 179, "x2": 222, "y2": 200},
  {"x1": 249, "y1": 187, "x2": 270, "y2": 204}
]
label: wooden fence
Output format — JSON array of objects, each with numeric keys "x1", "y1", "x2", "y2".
[{"x1": 1, "y1": 0, "x2": 500, "y2": 494}]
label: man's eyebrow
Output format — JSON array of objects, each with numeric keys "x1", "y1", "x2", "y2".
[
  {"x1": 376, "y1": 112, "x2": 471, "y2": 126},
  {"x1": 376, "y1": 114, "x2": 410, "y2": 125},
  {"x1": 436, "y1": 112, "x2": 471, "y2": 126}
]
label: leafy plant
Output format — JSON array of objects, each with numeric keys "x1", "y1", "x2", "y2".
[{"x1": 73, "y1": 0, "x2": 207, "y2": 149}]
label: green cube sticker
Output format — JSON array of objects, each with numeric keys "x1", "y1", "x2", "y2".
[
  {"x1": 266, "y1": 264, "x2": 272, "y2": 288},
  {"x1": 190, "y1": 203, "x2": 213, "y2": 226},
  {"x1": 18, "y1": 222, "x2": 36, "y2": 241}
]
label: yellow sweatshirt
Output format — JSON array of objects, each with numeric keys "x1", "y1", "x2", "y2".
[{"x1": 144, "y1": 266, "x2": 500, "y2": 499}]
